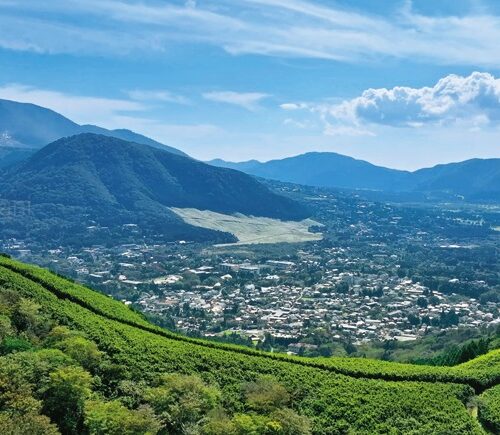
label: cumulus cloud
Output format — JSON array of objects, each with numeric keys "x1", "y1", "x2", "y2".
[
  {"x1": 283, "y1": 72, "x2": 500, "y2": 135},
  {"x1": 202, "y1": 91, "x2": 270, "y2": 110},
  {"x1": 333, "y1": 72, "x2": 500, "y2": 127}
]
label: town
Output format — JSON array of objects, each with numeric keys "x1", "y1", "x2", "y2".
[{"x1": 2, "y1": 183, "x2": 499, "y2": 357}]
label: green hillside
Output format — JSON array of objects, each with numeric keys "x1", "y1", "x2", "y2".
[
  {"x1": 0, "y1": 255, "x2": 498, "y2": 434},
  {"x1": 0, "y1": 134, "x2": 308, "y2": 246}
]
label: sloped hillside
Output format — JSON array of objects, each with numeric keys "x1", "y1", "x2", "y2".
[
  {"x1": 0, "y1": 98, "x2": 187, "y2": 155},
  {"x1": 0, "y1": 98, "x2": 187, "y2": 168},
  {"x1": 0, "y1": 134, "x2": 308, "y2": 246},
  {"x1": 1, "y1": 256, "x2": 498, "y2": 434}
]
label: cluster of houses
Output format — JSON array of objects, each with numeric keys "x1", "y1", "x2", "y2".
[
  {"x1": 135, "y1": 253, "x2": 499, "y2": 345},
  {"x1": 3, "y1": 238, "x2": 498, "y2": 347}
]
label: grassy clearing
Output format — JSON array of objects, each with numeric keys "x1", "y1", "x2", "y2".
[{"x1": 171, "y1": 207, "x2": 323, "y2": 245}]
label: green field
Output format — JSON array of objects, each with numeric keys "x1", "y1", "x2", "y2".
[
  {"x1": 171, "y1": 207, "x2": 323, "y2": 245},
  {"x1": 1, "y1": 256, "x2": 498, "y2": 434}
]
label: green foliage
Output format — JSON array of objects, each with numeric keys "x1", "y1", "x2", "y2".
[
  {"x1": 0, "y1": 355, "x2": 60, "y2": 434},
  {"x1": 0, "y1": 413, "x2": 60, "y2": 435},
  {"x1": 422, "y1": 338, "x2": 491, "y2": 367},
  {"x1": 0, "y1": 315, "x2": 12, "y2": 340},
  {"x1": 53, "y1": 336, "x2": 103, "y2": 371},
  {"x1": 84, "y1": 400, "x2": 160, "y2": 435},
  {"x1": 200, "y1": 410, "x2": 236, "y2": 434},
  {"x1": 145, "y1": 374, "x2": 221, "y2": 434},
  {"x1": 478, "y1": 385, "x2": 500, "y2": 433},
  {"x1": 42, "y1": 366, "x2": 93, "y2": 434},
  {"x1": 244, "y1": 376, "x2": 290, "y2": 413},
  {"x1": 0, "y1": 257, "x2": 495, "y2": 434},
  {"x1": 232, "y1": 413, "x2": 272, "y2": 434},
  {"x1": 0, "y1": 336, "x2": 33, "y2": 355},
  {"x1": 268, "y1": 408, "x2": 312, "y2": 434}
]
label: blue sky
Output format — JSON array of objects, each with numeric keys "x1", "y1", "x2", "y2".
[{"x1": 1, "y1": 0, "x2": 500, "y2": 169}]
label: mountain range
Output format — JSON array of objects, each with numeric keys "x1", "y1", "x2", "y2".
[
  {"x1": 209, "y1": 153, "x2": 500, "y2": 201},
  {"x1": 1, "y1": 97, "x2": 499, "y2": 203},
  {"x1": 0, "y1": 133, "x2": 308, "y2": 246},
  {"x1": 0, "y1": 98, "x2": 187, "y2": 168}
]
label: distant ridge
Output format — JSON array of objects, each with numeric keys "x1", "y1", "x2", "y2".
[
  {"x1": 0, "y1": 133, "x2": 308, "y2": 246},
  {"x1": 0, "y1": 98, "x2": 188, "y2": 167},
  {"x1": 209, "y1": 152, "x2": 500, "y2": 202}
]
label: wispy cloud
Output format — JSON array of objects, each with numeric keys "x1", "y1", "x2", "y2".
[
  {"x1": 0, "y1": 83, "x2": 223, "y2": 144},
  {"x1": 2, "y1": 0, "x2": 500, "y2": 67},
  {"x1": 127, "y1": 89, "x2": 190, "y2": 105},
  {"x1": 281, "y1": 72, "x2": 500, "y2": 135},
  {"x1": 0, "y1": 83, "x2": 144, "y2": 125},
  {"x1": 202, "y1": 91, "x2": 270, "y2": 110}
]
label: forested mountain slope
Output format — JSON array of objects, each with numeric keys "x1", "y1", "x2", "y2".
[
  {"x1": 0, "y1": 134, "x2": 308, "y2": 246},
  {"x1": 0, "y1": 255, "x2": 498, "y2": 434}
]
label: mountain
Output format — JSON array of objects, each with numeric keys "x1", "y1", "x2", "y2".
[
  {"x1": 210, "y1": 153, "x2": 413, "y2": 191},
  {"x1": 209, "y1": 152, "x2": 500, "y2": 201},
  {"x1": 0, "y1": 98, "x2": 187, "y2": 168},
  {"x1": 412, "y1": 158, "x2": 500, "y2": 201},
  {"x1": 0, "y1": 255, "x2": 498, "y2": 434},
  {"x1": 0, "y1": 133, "x2": 308, "y2": 246}
]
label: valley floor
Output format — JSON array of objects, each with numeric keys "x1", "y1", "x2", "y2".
[{"x1": 171, "y1": 207, "x2": 323, "y2": 245}]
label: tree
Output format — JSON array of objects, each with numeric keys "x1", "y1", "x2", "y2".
[
  {"x1": 54, "y1": 336, "x2": 103, "y2": 372},
  {"x1": 145, "y1": 374, "x2": 221, "y2": 434},
  {"x1": 0, "y1": 315, "x2": 12, "y2": 340},
  {"x1": 0, "y1": 357, "x2": 60, "y2": 435},
  {"x1": 416, "y1": 297, "x2": 428, "y2": 308},
  {"x1": 200, "y1": 409, "x2": 236, "y2": 435},
  {"x1": 244, "y1": 376, "x2": 290, "y2": 413},
  {"x1": 231, "y1": 413, "x2": 269, "y2": 434},
  {"x1": 336, "y1": 281, "x2": 350, "y2": 294},
  {"x1": 0, "y1": 336, "x2": 33, "y2": 355},
  {"x1": 11, "y1": 298, "x2": 45, "y2": 335},
  {"x1": 42, "y1": 366, "x2": 93, "y2": 434},
  {"x1": 84, "y1": 400, "x2": 160, "y2": 435},
  {"x1": 0, "y1": 413, "x2": 60, "y2": 435},
  {"x1": 269, "y1": 408, "x2": 312, "y2": 435},
  {"x1": 429, "y1": 295, "x2": 440, "y2": 306}
]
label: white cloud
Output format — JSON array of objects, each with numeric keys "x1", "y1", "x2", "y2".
[
  {"x1": 2, "y1": 0, "x2": 500, "y2": 67},
  {"x1": 323, "y1": 124, "x2": 375, "y2": 137},
  {"x1": 110, "y1": 115, "x2": 224, "y2": 140},
  {"x1": 283, "y1": 72, "x2": 500, "y2": 134},
  {"x1": 280, "y1": 103, "x2": 306, "y2": 110},
  {"x1": 0, "y1": 83, "x2": 145, "y2": 125},
  {"x1": 336, "y1": 72, "x2": 500, "y2": 126},
  {"x1": 283, "y1": 118, "x2": 315, "y2": 129},
  {"x1": 127, "y1": 89, "x2": 190, "y2": 105},
  {"x1": 0, "y1": 83, "x2": 223, "y2": 146},
  {"x1": 202, "y1": 91, "x2": 270, "y2": 110}
]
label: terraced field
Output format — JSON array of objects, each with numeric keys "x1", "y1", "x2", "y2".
[{"x1": 0, "y1": 256, "x2": 498, "y2": 434}]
